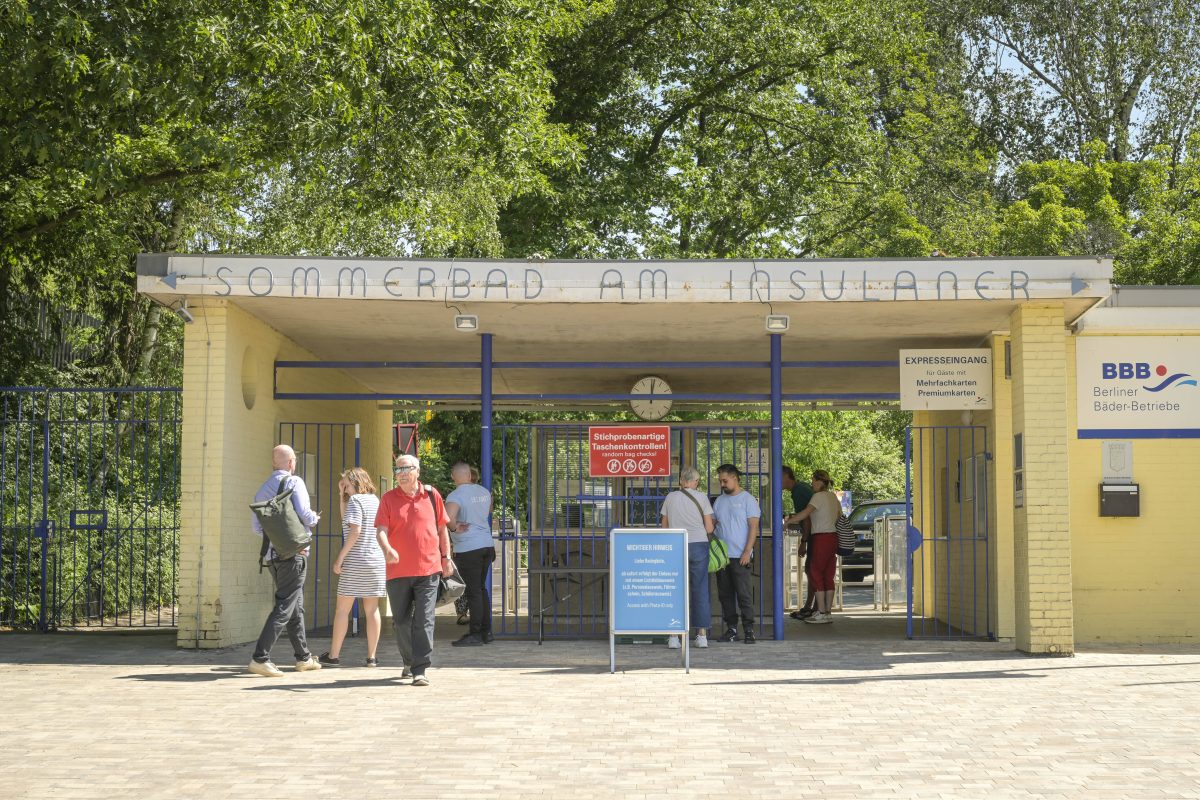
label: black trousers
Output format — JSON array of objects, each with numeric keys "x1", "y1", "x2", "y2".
[
  {"x1": 455, "y1": 546, "x2": 496, "y2": 636},
  {"x1": 253, "y1": 556, "x2": 310, "y2": 662},
  {"x1": 716, "y1": 559, "x2": 755, "y2": 631},
  {"x1": 386, "y1": 574, "x2": 439, "y2": 673}
]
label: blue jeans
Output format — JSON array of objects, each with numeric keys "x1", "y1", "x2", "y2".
[{"x1": 688, "y1": 542, "x2": 711, "y2": 633}]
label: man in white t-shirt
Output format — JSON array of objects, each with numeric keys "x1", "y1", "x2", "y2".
[
  {"x1": 711, "y1": 463, "x2": 761, "y2": 644},
  {"x1": 444, "y1": 462, "x2": 495, "y2": 646}
]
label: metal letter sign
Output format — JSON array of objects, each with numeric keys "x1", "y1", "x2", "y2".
[
  {"x1": 610, "y1": 528, "x2": 689, "y2": 673},
  {"x1": 589, "y1": 425, "x2": 671, "y2": 477}
]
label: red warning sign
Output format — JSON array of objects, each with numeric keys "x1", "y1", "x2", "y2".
[{"x1": 588, "y1": 426, "x2": 671, "y2": 477}]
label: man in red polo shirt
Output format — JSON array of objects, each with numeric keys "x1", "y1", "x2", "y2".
[{"x1": 375, "y1": 454, "x2": 452, "y2": 686}]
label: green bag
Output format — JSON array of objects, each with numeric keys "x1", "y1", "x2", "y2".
[
  {"x1": 249, "y1": 476, "x2": 313, "y2": 561},
  {"x1": 707, "y1": 536, "x2": 730, "y2": 573}
]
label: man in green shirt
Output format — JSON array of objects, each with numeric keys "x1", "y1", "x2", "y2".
[{"x1": 781, "y1": 466, "x2": 816, "y2": 619}]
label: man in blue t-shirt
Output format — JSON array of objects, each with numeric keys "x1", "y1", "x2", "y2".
[
  {"x1": 444, "y1": 462, "x2": 495, "y2": 646},
  {"x1": 712, "y1": 463, "x2": 761, "y2": 644}
]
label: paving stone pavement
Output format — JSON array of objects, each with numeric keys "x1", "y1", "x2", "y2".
[{"x1": 2, "y1": 618, "x2": 1199, "y2": 800}]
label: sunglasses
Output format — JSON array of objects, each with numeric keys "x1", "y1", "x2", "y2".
[{"x1": 394, "y1": 465, "x2": 417, "y2": 473}]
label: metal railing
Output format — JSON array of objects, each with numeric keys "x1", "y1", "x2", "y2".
[{"x1": 1, "y1": 388, "x2": 181, "y2": 630}]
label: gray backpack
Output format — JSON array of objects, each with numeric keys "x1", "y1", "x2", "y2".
[{"x1": 249, "y1": 476, "x2": 313, "y2": 564}]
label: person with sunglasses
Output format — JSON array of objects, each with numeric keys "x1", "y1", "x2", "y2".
[{"x1": 374, "y1": 454, "x2": 452, "y2": 686}]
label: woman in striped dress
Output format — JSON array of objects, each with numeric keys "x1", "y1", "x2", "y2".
[{"x1": 320, "y1": 468, "x2": 386, "y2": 667}]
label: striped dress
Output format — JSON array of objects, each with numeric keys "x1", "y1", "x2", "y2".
[{"x1": 337, "y1": 493, "x2": 386, "y2": 597}]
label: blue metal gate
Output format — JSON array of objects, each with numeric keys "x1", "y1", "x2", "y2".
[
  {"x1": 0, "y1": 388, "x2": 181, "y2": 630},
  {"x1": 278, "y1": 421, "x2": 365, "y2": 633},
  {"x1": 491, "y1": 422, "x2": 775, "y2": 639},
  {"x1": 905, "y1": 425, "x2": 993, "y2": 639}
]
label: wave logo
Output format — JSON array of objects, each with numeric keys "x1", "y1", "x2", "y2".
[
  {"x1": 1101, "y1": 362, "x2": 1198, "y2": 391},
  {"x1": 1144, "y1": 365, "x2": 1197, "y2": 392}
]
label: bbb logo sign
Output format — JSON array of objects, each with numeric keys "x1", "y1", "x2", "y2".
[{"x1": 1101, "y1": 362, "x2": 1197, "y2": 392}]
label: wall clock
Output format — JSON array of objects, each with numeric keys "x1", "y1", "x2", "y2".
[{"x1": 630, "y1": 375, "x2": 672, "y2": 420}]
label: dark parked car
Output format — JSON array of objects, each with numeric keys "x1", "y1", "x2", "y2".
[{"x1": 840, "y1": 499, "x2": 906, "y2": 583}]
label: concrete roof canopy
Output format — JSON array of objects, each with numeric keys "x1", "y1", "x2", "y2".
[{"x1": 138, "y1": 254, "x2": 1113, "y2": 410}]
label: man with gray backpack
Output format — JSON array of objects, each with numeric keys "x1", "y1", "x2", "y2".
[{"x1": 247, "y1": 444, "x2": 323, "y2": 677}]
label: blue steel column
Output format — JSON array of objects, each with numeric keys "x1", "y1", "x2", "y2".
[
  {"x1": 769, "y1": 334, "x2": 784, "y2": 641},
  {"x1": 481, "y1": 334, "x2": 494, "y2": 597},
  {"x1": 481, "y1": 334, "x2": 493, "y2": 489}
]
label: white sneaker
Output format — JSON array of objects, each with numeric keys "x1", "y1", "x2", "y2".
[
  {"x1": 248, "y1": 659, "x2": 284, "y2": 677},
  {"x1": 695, "y1": 634, "x2": 709, "y2": 649},
  {"x1": 804, "y1": 613, "x2": 833, "y2": 624},
  {"x1": 295, "y1": 655, "x2": 323, "y2": 671},
  {"x1": 667, "y1": 635, "x2": 681, "y2": 649}
]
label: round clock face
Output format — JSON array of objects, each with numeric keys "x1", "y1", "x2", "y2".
[{"x1": 630, "y1": 375, "x2": 672, "y2": 420}]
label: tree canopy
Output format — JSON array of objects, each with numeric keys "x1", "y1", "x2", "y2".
[{"x1": 3, "y1": 0, "x2": 1198, "y2": 386}]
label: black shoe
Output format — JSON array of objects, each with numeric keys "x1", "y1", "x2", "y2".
[
  {"x1": 365, "y1": 657, "x2": 378, "y2": 668},
  {"x1": 451, "y1": 634, "x2": 485, "y2": 647},
  {"x1": 317, "y1": 651, "x2": 340, "y2": 667},
  {"x1": 744, "y1": 629, "x2": 757, "y2": 644},
  {"x1": 717, "y1": 628, "x2": 738, "y2": 643},
  {"x1": 481, "y1": 631, "x2": 494, "y2": 644}
]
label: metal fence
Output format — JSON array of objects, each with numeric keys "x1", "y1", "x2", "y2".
[
  {"x1": 278, "y1": 421, "x2": 372, "y2": 633},
  {"x1": 905, "y1": 425, "x2": 992, "y2": 639},
  {"x1": 0, "y1": 388, "x2": 181, "y2": 630},
  {"x1": 492, "y1": 423, "x2": 776, "y2": 639}
]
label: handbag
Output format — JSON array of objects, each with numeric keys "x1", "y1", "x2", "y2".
[
  {"x1": 707, "y1": 536, "x2": 730, "y2": 573},
  {"x1": 436, "y1": 558, "x2": 466, "y2": 607},
  {"x1": 249, "y1": 476, "x2": 313, "y2": 562},
  {"x1": 835, "y1": 511, "x2": 856, "y2": 557}
]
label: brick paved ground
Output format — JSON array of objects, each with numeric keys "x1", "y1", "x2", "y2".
[{"x1": 2, "y1": 614, "x2": 1198, "y2": 799}]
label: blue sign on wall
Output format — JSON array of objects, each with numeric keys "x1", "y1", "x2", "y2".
[{"x1": 610, "y1": 528, "x2": 688, "y2": 634}]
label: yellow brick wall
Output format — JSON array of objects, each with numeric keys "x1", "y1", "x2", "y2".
[
  {"x1": 1067, "y1": 334, "x2": 1200, "y2": 644},
  {"x1": 177, "y1": 301, "x2": 228, "y2": 648},
  {"x1": 902, "y1": 324, "x2": 1197, "y2": 649},
  {"x1": 177, "y1": 300, "x2": 393, "y2": 649},
  {"x1": 1010, "y1": 303, "x2": 1074, "y2": 654}
]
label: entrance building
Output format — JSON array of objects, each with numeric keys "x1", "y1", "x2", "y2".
[{"x1": 136, "y1": 255, "x2": 1200, "y2": 653}]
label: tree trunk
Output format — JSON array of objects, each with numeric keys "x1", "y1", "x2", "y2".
[{"x1": 134, "y1": 304, "x2": 163, "y2": 384}]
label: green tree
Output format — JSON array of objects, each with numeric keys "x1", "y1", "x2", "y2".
[
  {"x1": 1, "y1": 0, "x2": 590, "y2": 385},
  {"x1": 954, "y1": 0, "x2": 1200, "y2": 164},
  {"x1": 498, "y1": 0, "x2": 969, "y2": 259},
  {"x1": 991, "y1": 139, "x2": 1200, "y2": 283}
]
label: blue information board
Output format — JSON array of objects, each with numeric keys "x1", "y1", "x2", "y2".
[{"x1": 609, "y1": 528, "x2": 688, "y2": 634}]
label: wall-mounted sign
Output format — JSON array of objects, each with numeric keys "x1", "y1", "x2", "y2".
[
  {"x1": 899, "y1": 349, "x2": 993, "y2": 410},
  {"x1": 1100, "y1": 441, "x2": 1133, "y2": 482},
  {"x1": 1076, "y1": 336, "x2": 1200, "y2": 438},
  {"x1": 743, "y1": 447, "x2": 769, "y2": 473},
  {"x1": 588, "y1": 426, "x2": 671, "y2": 477},
  {"x1": 609, "y1": 528, "x2": 689, "y2": 673}
]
